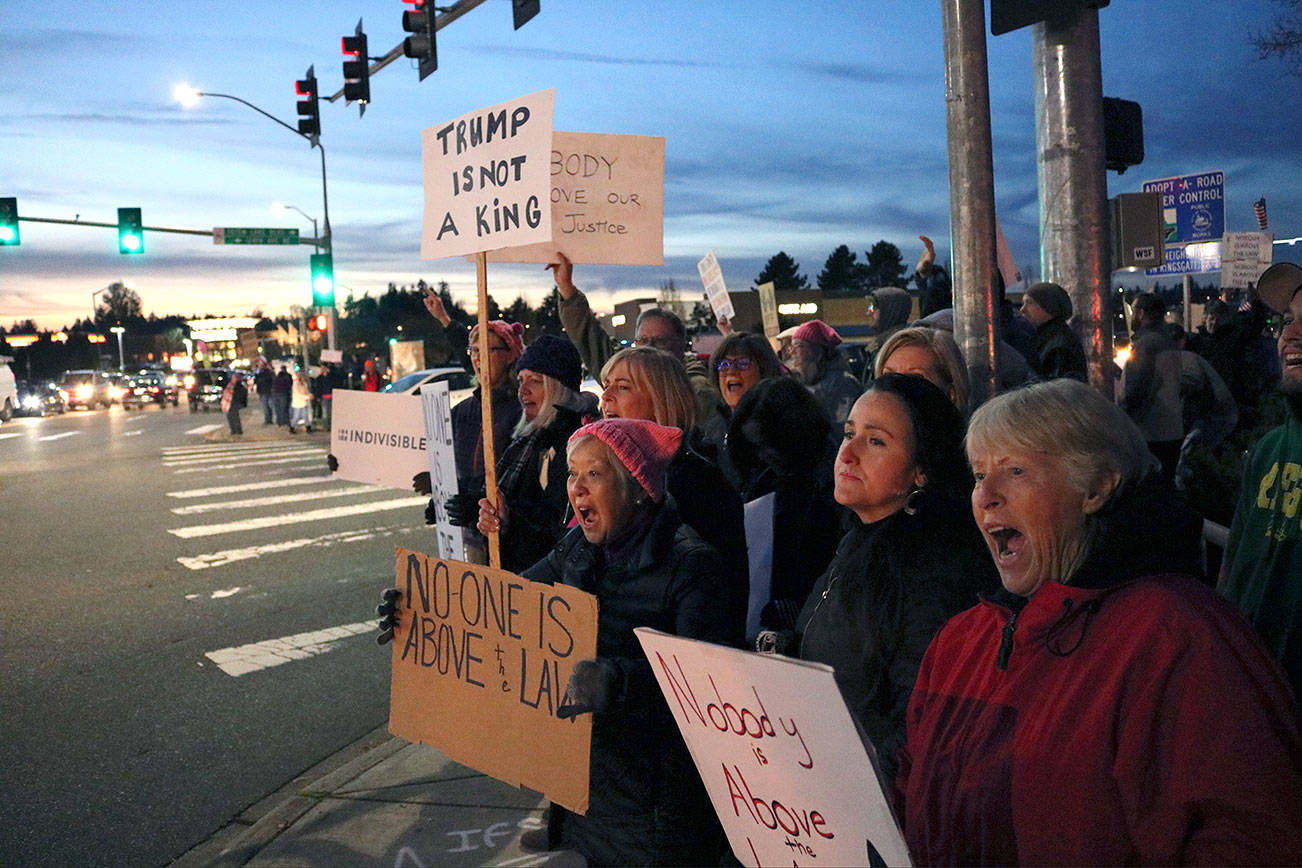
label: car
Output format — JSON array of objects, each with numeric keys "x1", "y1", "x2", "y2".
[
  {"x1": 59, "y1": 370, "x2": 113, "y2": 410},
  {"x1": 15, "y1": 381, "x2": 68, "y2": 417},
  {"x1": 0, "y1": 357, "x2": 16, "y2": 421},
  {"x1": 122, "y1": 370, "x2": 177, "y2": 408},
  {"x1": 380, "y1": 367, "x2": 475, "y2": 405},
  {"x1": 184, "y1": 368, "x2": 231, "y2": 412}
]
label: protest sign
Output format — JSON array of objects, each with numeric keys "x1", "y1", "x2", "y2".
[
  {"x1": 420, "y1": 383, "x2": 465, "y2": 562},
  {"x1": 421, "y1": 89, "x2": 555, "y2": 260},
  {"x1": 1220, "y1": 231, "x2": 1273, "y2": 289},
  {"x1": 331, "y1": 390, "x2": 431, "y2": 490},
  {"x1": 699, "y1": 249, "x2": 735, "y2": 321},
  {"x1": 489, "y1": 131, "x2": 665, "y2": 265},
  {"x1": 757, "y1": 282, "x2": 779, "y2": 338},
  {"x1": 636, "y1": 629, "x2": 912, "y2": 868},
  {"x1": 391, "y1": 548, "x2": 599, "y2": 813},
  {"x1": 743, "y1": 493, "x2": 774, "y2": 642},
  {"x1": 319, "y1": 348, "x2": 343, "y2": 363}
]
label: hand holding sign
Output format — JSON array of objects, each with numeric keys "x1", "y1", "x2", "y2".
[{"x1": 557, "y1": 658, "x2": 621, "y2": 719}]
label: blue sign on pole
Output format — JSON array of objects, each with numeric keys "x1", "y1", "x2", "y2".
[{"x1": 1141, "y1": 170, "x2": 1224, "y2": 244}]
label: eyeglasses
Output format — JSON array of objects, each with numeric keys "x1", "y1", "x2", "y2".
[
  {"x1": 634, "y1": 335, "x2": 678, "y2": 350},
  {"x1": 468, "y1": 345, "x2": 511, "y2": 357},
  {"x1": 715, "y1": 357, "x2": 754, "y2": 372}
]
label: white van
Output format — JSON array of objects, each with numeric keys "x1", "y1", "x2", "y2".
[{"x1": 0, "y1": 356, "x2": 17, "y2": 422}]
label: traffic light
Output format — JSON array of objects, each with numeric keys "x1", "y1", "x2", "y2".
[
  {"x1": 296, "y1": 66, "x2": 321, "y2": 147},
  {"x1": 342, "y1": 20, "x2": 370, "y2": 112},
  {"x1": 308, "y1": 313, "x2": 328, "y2": 332},
  {"x1": 310, "y1": 253, "x2": 335, "y2": 307},
  {"x1": 0, "y1": 197, "x2": 18, "y2": 246},
  {"x1": 512, "y1": 0, "x2": 540, "y2": 30},
  {"x1": 991, "y1": 0, "x2": 1109, "y2": 35},
  {"x1": 402, "y1": 0, "x2": 437, "y2": 81},
  {"x1": 117, "y1": 207, "x2": 143, "y2": 254}
]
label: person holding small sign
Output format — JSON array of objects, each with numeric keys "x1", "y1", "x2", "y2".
[
  {"x1": 523, "y1": 418, "x2": 744, "y2": 866},
  {"x1": 898, "y1": 379, "x2": 1302, "y2": 865}
]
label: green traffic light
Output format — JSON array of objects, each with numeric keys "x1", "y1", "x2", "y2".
[
  {"x1": 310, "y1": 252, "x2": 335, "y2": 307},
  {"x1": 118, "y1": 207, "x2": 144, "y2": 255},
  {"x1": 0, "y1": 197, "x2": 19, "y2": 246}
]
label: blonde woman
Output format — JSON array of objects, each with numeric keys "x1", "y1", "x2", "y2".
[{"x1": 873, "y1": 325, "x2": 970, "y2": 414}]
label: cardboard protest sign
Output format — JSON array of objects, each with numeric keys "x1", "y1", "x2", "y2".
[
  {"x1": 331, "y1": 390, "x2": 431, "y2": 490},
  {"x1": 757, "y1": 282, "x2": 779, "y2": 339},
  {"x1": 488, "y1": 131, "x2": 665, "y2": 265},
  {"x1": 421, "y1": 89, "x2": 555, "y2": 260},
  {"x1": 391, "y1": 548, "x2": 599, "y2": 813},
  {"x1": 635, "y1": 629, "x2": 912, "y2": 868},
  {"x1": 699, "y1": 249, "x2": 735, "y2": 321},
  {"x1": 420, "y1": 383, "x2": 465, "y2": 562}
]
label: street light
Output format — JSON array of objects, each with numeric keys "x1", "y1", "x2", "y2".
[
  {"x1": 272, "y1": 202, "x2": 318, "y2": 243},
  {"x1": 110, "y1": 326, "x2": 126, "y2": 370},
  {"x1": 175, "y1": 83, "x2": 336, "y2": 351}
]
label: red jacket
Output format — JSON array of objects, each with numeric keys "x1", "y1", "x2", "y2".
[{"x1": 898, "y1": 574, "x2": 1302, "y2": 866}]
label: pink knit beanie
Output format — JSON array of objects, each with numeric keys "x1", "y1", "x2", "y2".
[
  {"x1": 792, "y1": 319, "x2": 842, "y2": 347},
  {"x1": 470, "y1": 320, "x2": 525, "y2": 363},
  {"x1": 568, "y1": 418, "x2": 682, "y2": 502}
]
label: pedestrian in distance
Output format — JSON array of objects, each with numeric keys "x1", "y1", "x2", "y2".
[
  {"x1": 254, "y1": 359, "x2": 274, "y2": 425},
  {"x1": 787, "y1": 318, "x2": 863, "y2": 432},
  {"x1": 221, "y1": 371, "x2": 247, "y2": 436},
  {"x1": 289, "y1": 368, "x2": 312, "y2": 433},
  {"x1": 272, "y1": 365, "x2": 292, "y2": 427},
  {"x1": 1120, "y1": 293, "x2": 1184, "y2": 483},
  {"x1": 1019, "y1": 281, "x2": 1089, "y2": 383}
]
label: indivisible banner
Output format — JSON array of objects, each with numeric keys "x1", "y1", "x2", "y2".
[
  {"x1": 635, "y1": 629, "x2": 913, "y2": 868},
  {"x1": 420, "y1": 382, "x2": 465, "y2": 562},
  {"x1": 421, "y1": 89, "x2": 556, "y2": 260},
  {"x1": 699, "y1": 249, "x2": 735, "y2": 321},
  {"x1": 488, "y1": 131, "x2": 665, "y2": 265},
  {"x1": 390, "y1": 548, "x2": 598, "y2": 813},
  {"x1": 743, "y1": 493, "x2": 775, "y2": 642},
  {"x1": 331, "y1": 390, "x2": 429, "y2": 489}
]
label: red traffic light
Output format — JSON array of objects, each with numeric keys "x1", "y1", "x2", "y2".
[{"x1": 309, "y1": 314, "x2": 328, "y2": 332}]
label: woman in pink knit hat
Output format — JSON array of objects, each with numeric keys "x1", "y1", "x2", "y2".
[{"x1": 522, "y1": 417, "x2": 745, "y2": 866}]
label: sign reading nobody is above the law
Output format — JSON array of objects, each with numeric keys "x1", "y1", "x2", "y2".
[
  {"x1": 421, "y1": 89, "x2": 555, "y2": 260},
  {"x1": 488, "y1": 131, "x2": 665, "y2": 265},
  {"x1": 636, "y1": 629, "x2": 913, "y2": 868}
]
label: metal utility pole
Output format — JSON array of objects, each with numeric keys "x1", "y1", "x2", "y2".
[
  {"x1": 942, "y1": 0, "x2": 1000, "y2": 408},
  {"x1": 1033, "y1": 8, "x2": 1113, "y2": 392}
]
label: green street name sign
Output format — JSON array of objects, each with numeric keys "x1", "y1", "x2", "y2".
[{"x1": 213, "y1": 227, "x2": 300, "y2": 245}]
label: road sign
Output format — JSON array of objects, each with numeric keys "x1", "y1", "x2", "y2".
[
  {"x1": 213, "y1": 227, "x2": 300, "y2": 245},
  {"x1": 1147, "y1": 240, "x2": 1221, "y2": 277},
  {"x1": 1141, "y1": 170, "x2": 1224, "y2": 245}
]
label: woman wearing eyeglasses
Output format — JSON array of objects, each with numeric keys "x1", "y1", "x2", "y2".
[{"x1": 696, "y1": 332, "x2": 785, "y2": 484}]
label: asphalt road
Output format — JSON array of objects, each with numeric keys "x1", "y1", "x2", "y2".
[{"x1": 0, "y1": 402, "x2": 431, "y2": 867}]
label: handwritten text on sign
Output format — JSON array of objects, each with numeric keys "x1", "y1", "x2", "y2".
[
  {"x1": 420, "y1": 383, "x2": 465, "y2": 562},
  {"x1": 635, "y1": 629, "x2": 912, "y2": 867},
  {"x1": 489, "y1": 131, "x2": 665, "y2": 265},
  {"x1": 390, "y1": 548, "x2": 598, "y2": 813},
  {"x1": 421, "y1": 89, "x2": 555, "y2": 259},
  {"x1": 699, "y1": 249, "x2": 735, "y2": 321}
]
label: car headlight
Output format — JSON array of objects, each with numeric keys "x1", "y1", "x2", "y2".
[
  {"x1": 22, "y1": 395, "x2": 41, "y2": 409},
  {"x1": 76, "y1": 385, "x2": 92, "y2": 399}
]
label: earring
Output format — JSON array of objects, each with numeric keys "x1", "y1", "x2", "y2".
[{"x1": 903, "y1": 486, "x2": 924, "y2": 516}]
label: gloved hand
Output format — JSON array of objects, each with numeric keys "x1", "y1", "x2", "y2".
[
  {"x1": 755, "y1": 629, "x2": 794, "y2": 655},
  {"x1": 424, "y1": 499, "x2": 438, "y2": 526},
  {"x1": 412, "y1": 471, "x2": 432, "y2": 495},
  {"x1": 557, "y1": 658, "x2": 621, "y2": 720},
  {"x1": 445, "y1": 491, "x2": 484, "y2": 528},
  {"x1": 376, "y1": 588, "x2": 401, "y2": 645},
  {"x1": 326, "y1": 453, "x2": 339, "y2": 472}
]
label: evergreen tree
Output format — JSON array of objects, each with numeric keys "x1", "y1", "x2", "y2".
[
  {"x1": 863, "y1": 240, "x2": 907, "y2": 288},
  {"x1": 817, "y1": 245, "x2": 863, "y2": 297},
  {"x1": 503, "y1": 296, "x2": 532, "y2": 325},
  {"x1": 755, "y1": 251, "x2": 808, "y2": 290}
]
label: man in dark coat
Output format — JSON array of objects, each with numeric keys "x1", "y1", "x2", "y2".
[
  {"x1": 254, "y1": 361, "x2": 274, "y2": 425},
  {"x1": 223, "y1": 372, "x2": 248, "y2": 436},
  {"x1": 1020, "y1": 281, "x2": 1088, "y2": 382}
]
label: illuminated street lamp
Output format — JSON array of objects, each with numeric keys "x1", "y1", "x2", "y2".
[
  {"x1": 110, "y1": 326, "x2": 126, "y2": 370},
  {"x1": 272, "y1": 202, "x2": 318, "y2": 243}
]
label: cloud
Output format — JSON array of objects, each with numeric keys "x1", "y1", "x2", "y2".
[{"x1": 471, "y1": 44, "x2": 723, "y2": 69}]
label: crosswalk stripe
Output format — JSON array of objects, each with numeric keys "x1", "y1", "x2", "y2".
[
  {"x1": 170, "y1": 484, "x2": 382, "y2": 515},
  {"x1": 167, "y1": 475, "x2": 336, "y2": 499},
  {"x1": 176, "y1": 523, "x2": 416, "y2": 570},
  {"x1": 163, "y1": 447, "x2": 324, "y2": 466},
  {"x1": 168, "y1": 495, "x2": 428, "y2": 538},
  {"x1": 0, "y1": 432, "x2": 22, "y2": 440},
  {"x1": 203, "y1": 621, "x2": 374, "y2": 677},
  {"x1": 171, "y1": 455, "x2": 326, "y2": 474},
  {"x1": 37, "y1": 432, "x2": 80, "y2": 441},
  {"x1": 163, "y1": 441, "x2": 316, "y2": 456},
  {"x1": 184, "y1": 424, "x2": 224, "y2": 435}
]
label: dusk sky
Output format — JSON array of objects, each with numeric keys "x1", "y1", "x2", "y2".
[{"x1": 3, "y1": 0, "x2": 1300, "y2": 331}]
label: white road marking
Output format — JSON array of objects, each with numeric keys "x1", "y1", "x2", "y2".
[
  {"x1": 0, "y1": 432, "x2": 23, "y2": 440},
  {"x1": 176, "y1": 523, "x2": 415, "y2": 570},
  {"x1": 184, "y1": 423, "x2": 223, "y2": 435},
  {"x1": 170, "y1": 484, "x2": 381, "y2": 515},
  {"x1": 122, "y1": 430, "x2": 143, "y2": 436},
  {"x1": 203, "y1": 621, "x2": 373, "y2": 677},
  {"x1": 167, "y1": 475, "x2": 336, "y2": 499},
  {"x1": 168, "y1": 495, "x2": 426, "y2": 538},
  {"x1": 163, "y1": 447, "x2": 324, "y2": 466},
  {"x1": 210, "y1": 587, "x2": 242, "y2": 598},
  {"x1": 162, "y1": 442, "x2": 318, "y2": 458},
  {"x1": 170, "y1": 455, "x2": 325, "y2": 473},
  {"x1": 37, "y1": 432, "x2": 79, "y2": 441}
]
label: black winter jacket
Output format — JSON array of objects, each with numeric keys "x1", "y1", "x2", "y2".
[
  {"x1": 523, "y1": 504, "x2": 744, "y2": 866},
  {"x1": 795, "y1": 493, "x2": 997, "y2": 781}
]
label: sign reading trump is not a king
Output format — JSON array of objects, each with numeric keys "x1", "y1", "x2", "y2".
[
  {"x1": 421, "y1": 88, "x2": 556, "y2": 259},
  {"x1": 636, "y1": 629, "x2": 912, "y2": 868}
]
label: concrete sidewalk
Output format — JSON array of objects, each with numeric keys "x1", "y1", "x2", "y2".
[{"x1": 173, "y1": 725, "x2": 585, "y2": 868}]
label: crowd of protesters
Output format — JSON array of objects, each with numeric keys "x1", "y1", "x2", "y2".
[{"x1": 369, "y1": 247, "x2": 1302, "y2": 866}]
